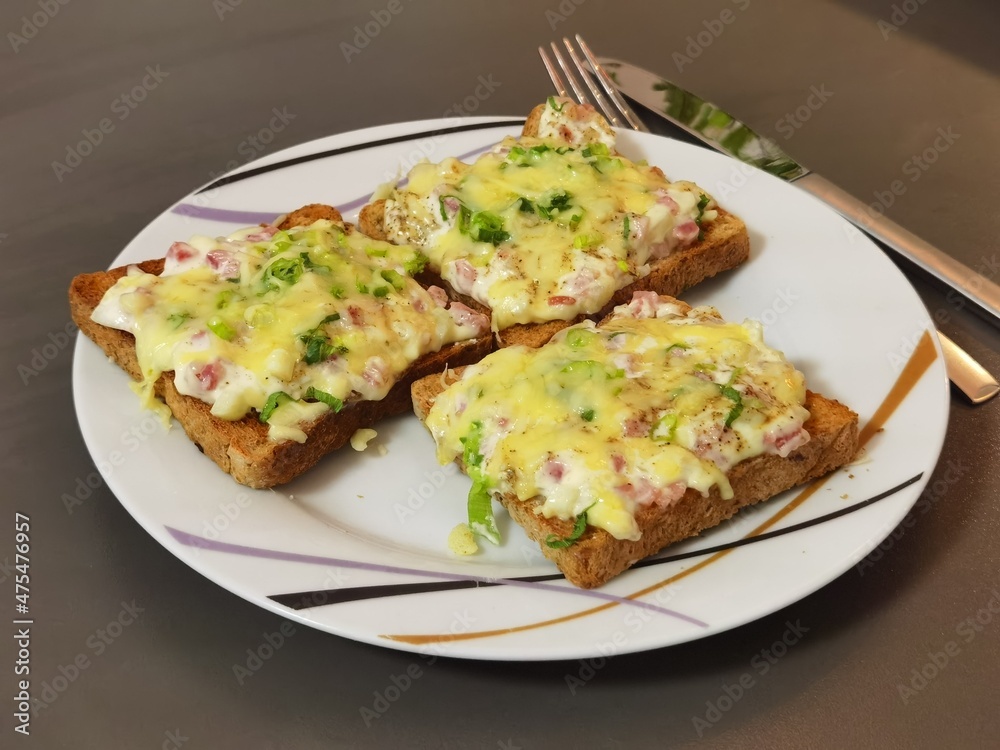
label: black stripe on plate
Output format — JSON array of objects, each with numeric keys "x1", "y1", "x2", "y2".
[
  {"x1": 195, "y1": 118, "x2": 526, "y2": 194},
  {"x1": 268, "y1": 473, "x2": 923, "y2": 610}
]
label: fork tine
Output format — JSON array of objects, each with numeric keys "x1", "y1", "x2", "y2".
[
  {"x1": 549, "y1": 43, "x2": 590, "y2": 106},
  {"x1": 561, "y1": 37, "x2": 620, "y2": 126},
  {"x1": 574, "y1": 35, "x2": 649, "y2": 132},
  {"x1": 538, "y1": 46, "x2": 569, "y2": 98}
]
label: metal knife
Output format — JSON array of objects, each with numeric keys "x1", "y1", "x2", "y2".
[{"x1": 600, "y1": 57, "x2": 999, "y2": 404}]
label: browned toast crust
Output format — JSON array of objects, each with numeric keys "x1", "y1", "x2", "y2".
[
  {"x1": 69, "y1": 208, "x2": 492, "y2": 488},
  {"x1": 410, "y1": 317, "x2": 859, "y2": 588}
]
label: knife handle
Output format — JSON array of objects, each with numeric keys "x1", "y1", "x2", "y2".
[{"x1": 794, "y1": 173, "x2": 1000, "y2": 322}]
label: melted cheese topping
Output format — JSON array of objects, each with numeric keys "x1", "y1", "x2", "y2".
[
  {"x1": 92, "y1": 220, "x2": 487, "y2": 442},
  {"x1": 425, "y1": 294, "x2": 810, "y2": 541},
  {"x1": 382, "y1": 97, "x2": 718, "y2": 330}
]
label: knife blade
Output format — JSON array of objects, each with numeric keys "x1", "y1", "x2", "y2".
[
  {"x1": 599, "y1": 57, "x2": 999, "y2": 404},
  {"x1": 599, "y1": 58, "x2": 1000, "y2": 326}
]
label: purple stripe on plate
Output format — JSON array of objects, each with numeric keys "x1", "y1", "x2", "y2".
[
  {"x1": 168, "y1": 141, "x2": 499, "y2": 225},
  {"x1": 165, "y1": 526, "x2": 707, "y2": 627},
  {"x1": 171, "y1": 205, "x2": 279, "y2": 224}
]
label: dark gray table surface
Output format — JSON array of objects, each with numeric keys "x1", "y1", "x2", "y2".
[{"x1": 2, "y1": 0, "x2": 999, "y2": 747}]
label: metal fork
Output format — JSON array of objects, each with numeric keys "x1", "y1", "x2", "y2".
[{"x1": 539, "y1": 35, "x2": 999, "y2": 404}]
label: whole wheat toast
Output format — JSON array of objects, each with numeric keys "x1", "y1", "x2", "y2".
[
  {"x1": 69, "y1": 204, "x2": 492, "y2": 488},
  {"x1": 358, "y1": 114, "x2": 750, "y2": 348},
  {"x1": 410, "y1": 298, "x2": 859, "y2": 589}
]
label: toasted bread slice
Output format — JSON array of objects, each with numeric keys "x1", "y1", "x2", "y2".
[
  {"x1": 410, "y1": 299, "x2": 859, "y2": 588},
  {"x1": 358, "y1": 106, "x2": 750, "y2": 349},
  {"x1": 69, "y1": 207, "x2": 491, "y2": 489}
]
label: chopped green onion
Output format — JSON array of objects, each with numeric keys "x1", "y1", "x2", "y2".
[
  {"x1": 380, "y1": 269, "x2": 406, "y2": 291},
  {"x1": 460, "y1": 420, "x2": 484, "y2": 468},
  {"x1": 568, "y1": 212, "x2": 583, "y2": 231},
  {"x1": 356, "y1": 278, "x2": 369, "y2": 294},
  {"x1": 468, "y1": 211, "x2": 509, "y2": 245},
  {"x1": 580, "y1": 408, "x2": 595, "y2": 422},
  {"x1": 720, "y1": 384, "x2": 743, "y2": 427},
  {"x1": 364, "y1": 246, "x2": 388, "y2": 258},
  {"x1": 460, "y1": 421, "x2": 500, "y2": 544},
  {"x1": 547, "y1": 96, "x2": 564, "y2": 112},
  {"x1": 666, "y1": 343, "x2": 689, "y2": 354},
  {"x1": 517, "y1": 197, "x2": 534, "y2": 213},
  {"x1": 617, "y1": 259, "x2": 630, "y2": 273},
  {"x1": 573, "y1": 234, "x2": 601, "y2": 249},
  {"x1": 167, "y1": 312, "x2": 190, "y2": 329},
  {"x1": 623, "y1": 215, "x2": 631, "y2": 242},
  {"x1": 651, "y1": 413, "x2": 679, "y2": 442},
  {"x1": 305, "y1": 386, "x2": 344, "y2": 412},
  {"x1": 564, "y1": 328, "x2": 594, "y2": 349},
  {"x1": 330, "y1": 286, "x2": 346, "y2": 299},
  {"x1": 545, "y1": 504, "x2": 594, "y2": 549},
  {"x1": 259, "y1": 391, "x2": 293, "y2": 423},
  {"x1": 262, "y1": 256, "x2": 304, "y2": 289},
  {"x1": 404, "y1": 251, "x2": 429, "y2": 275},
  {"x1": 216, "y1": 290, "x2": 238, "y2": 309},
  {"x1": 317, "y1": 313, "x2": 341, "y2": 326},
  {"x1": 582, "y1": 143, "x2": 610, "y2": 158},
  {"x1": 372, "y1": 285, "x2": 390, "y2": 298},
  {"x1": 207, "y1": 316, "x2": 236, "y2": 341}
]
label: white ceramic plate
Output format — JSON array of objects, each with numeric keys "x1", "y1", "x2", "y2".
[{"x1": 72, "y1": 117, "x2": 949, "y2": 661}]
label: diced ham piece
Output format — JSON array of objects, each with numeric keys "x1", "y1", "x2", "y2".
[
  {"x1": 167, "y1": 241, "x2": 196, "y2": 263},
  {"x1": 626, "y1": 291, "x2": 660, "y2": 319},
  {"x1": 766, "y1": 426, "x2": 811, "y2": 457},
  {"x1": 623, "y1": 416, "x2": 650, "y2": 438},
  {"x1": 542, "y1": 458, "x2": 567, "y2": 483},
  {"x1": 427, "y1": 285, "x2": 449, "y2": 308},
  {"x1": 611, "y1": 453, "x2": 627, "y2": 473},
  {"x1": 615, "y1": 479, "x2": 685, "y2": 509},
  {"x1": 348, "y1": 306, "x2": 364, "y2": 326},
  {"x1": 548, "y1": 295, "x2": 576, "y2": 306},
  {"x1": 451, "y1": 259, "x2": 478, "y2": 295},
  {"x1": 362, "y1": 358, "x2": 389, "y2": 389},
  {"x1": 566, "y1": 269, "x2": 598, "y2": 299},
  {"x1": 245, "y1": 226, "x2": 279, "y2": 242},
  {"x1": 194, "y1": 361, "x2": 223, "y2": 391},
  {"x1": 441, "y1": 197, "x2": 461, "y2": 220},
  {"x1": 448, "y1": 302, "x2": 489, "y2": 334},
  {"x1": 206, "y1": 249, "x2": 240, "y2": 280},
  {"x1": 673, "y1": 220, "x2": 700, "y2": 244},
  {"x1": 655, "y1": 191, "x2": 680, "y2": 214}
]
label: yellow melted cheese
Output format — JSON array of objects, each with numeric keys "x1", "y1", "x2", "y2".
[
  {"x1": 92, "y1": 220, "x2": 486, "y2": 441},
  {"x1": 382, "y1": 98, "x2": 718, "y2": 330},
  {"x1": 425, "y1": 296, "x2": 810, "y2": 541}
]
